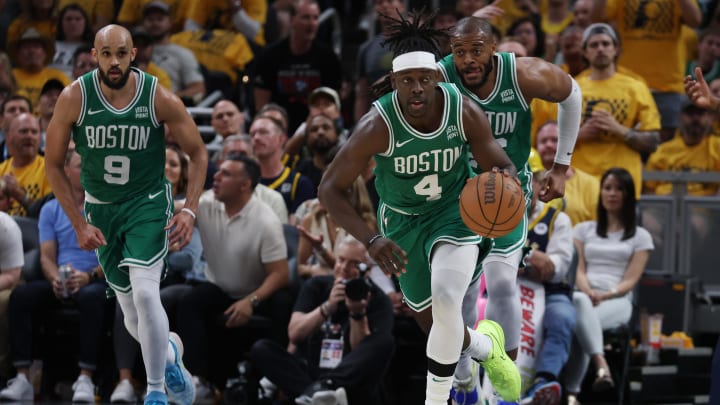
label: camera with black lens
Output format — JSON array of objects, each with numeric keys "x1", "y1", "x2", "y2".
[{"x1": 342, "y1": 263, "x2": 371, "y2": 301}]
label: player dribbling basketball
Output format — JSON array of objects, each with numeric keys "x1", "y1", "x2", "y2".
[{"x1": 318, "y1": 9, "x2": 522, "y2": 405}]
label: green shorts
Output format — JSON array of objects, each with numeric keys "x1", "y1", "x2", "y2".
[
  {"x1": 85, "y1": 182, "x2": 173, "y2": 296},
  {"x1": 489, "y1": 211, "x2": 528, "y2": 256},
  {"x1": 378, "y1": 201, "x2": 493, "y2": 312}
]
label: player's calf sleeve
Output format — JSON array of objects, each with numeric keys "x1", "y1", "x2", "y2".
[
  {"x1": 483, "y1": 251, "x2": 522, "y2": 351},
  {"x1": 427, "y1": 243, "x2": 478, "y2": 366},
  {"x1": 129, "y1": 263, "x2": 169, "y2": 391},
  {"x1": 116, "y1": 291, "x2": 140, "y2": 341}
]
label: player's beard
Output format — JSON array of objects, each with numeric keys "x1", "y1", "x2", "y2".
[
  {"x1": 460, "y1": 58, "x2": 494, "y2": 91},
  {"x1": 98, "y1": 66, "x2": 131, "y2": 90}
]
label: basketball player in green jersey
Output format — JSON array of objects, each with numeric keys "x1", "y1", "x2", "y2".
[
  {"x1": 44, "y1": 25, "x2": 207, "y2": 405},
  {"x1": 437, "y1": 17, "x2": 582, "y2": 403},
  {"x1": 320, "y1": 11, "x2": 521, "y2": 405}
]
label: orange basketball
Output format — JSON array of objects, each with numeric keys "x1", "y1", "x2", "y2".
[{"x1": 459, "y1": 171, "x2": 525, "y2": 238}]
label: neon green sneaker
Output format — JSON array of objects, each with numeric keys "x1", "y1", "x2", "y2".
[{"x1": 474, "y1": 320, "x2": 521, "y2": 402}]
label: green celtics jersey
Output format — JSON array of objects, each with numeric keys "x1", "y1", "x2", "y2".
[
  {"x1": 72, "y1": 68, "x2": 165, "y2": 203},
  {"x1": 438, "y1": 52, "x2": 533, "y2": 204},
  {"x1": 372, "y1": 82, "x2": 471, "y2": 216}
]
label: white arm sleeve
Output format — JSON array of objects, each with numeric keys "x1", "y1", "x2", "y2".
[
  {"x1": 232, "y1": 9, "x2": 262, "y2": 41},
  {"x1": 555, "y1": 76, "x2": 582, "y2": 166}
]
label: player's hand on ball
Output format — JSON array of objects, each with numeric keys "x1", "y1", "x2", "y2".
[
  {"x1": 166, "y1": 209, "x2": 195, "y2": 249},
  {"x1": 76, "y1": 223, "x2": 107, "y2": 250},
  {"x1": 368, "y1": 237, "x2": 407, "y2": 276}
]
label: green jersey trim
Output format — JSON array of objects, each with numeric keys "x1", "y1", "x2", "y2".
[
  {"x1": 77, "y1": 78, "x2": 87, "y2": 125},
  {"x1": 508, "y1": 55, "x2": 529, "y2": 111},
  {"x1": 373, "y1": 83, "x2": 452, "y2": 156},
  {"x1": 91, "y1": 67, "x2": 144, "y2": 115}
]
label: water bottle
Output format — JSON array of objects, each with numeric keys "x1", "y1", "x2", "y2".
[{"x1": 58, "y1": 264, "x2": 72, "y2": 298}]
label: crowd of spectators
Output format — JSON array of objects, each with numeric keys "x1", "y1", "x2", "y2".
[{"x1": 0, "y1": 0, "x2": 718, "y2": 404}]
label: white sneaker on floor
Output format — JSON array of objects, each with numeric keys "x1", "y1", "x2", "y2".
[
  {"x1": 0, "y1": 374, "x2": 34, "y2": 402},
  {"x1": 192, "y1": 376, "x2": 214, "y2": 404},
  {"x1": 110, "y1": 379, "x2": 138, "y2": 403},
  {"x1": 166, "y1": 332, "x2": 195, "y2": 405},
  {"x1": 311, "y1": 387, "x2": 348, "y2": 405},
  {"x1": 72, "y1": 375, "x2": 95, "y2": 403}
]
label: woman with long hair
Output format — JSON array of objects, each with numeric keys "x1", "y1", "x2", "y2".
[
  {"x1": 565, "y1": 167, "x2": 653, "y2": 404},
  {"x1": 52, "y1": 4, "x2": 94, "y2": 77}
]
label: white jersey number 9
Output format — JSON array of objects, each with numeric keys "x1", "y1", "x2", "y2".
[{"x1": 104, "y1": 155, "x2": 130, "y2": 185}]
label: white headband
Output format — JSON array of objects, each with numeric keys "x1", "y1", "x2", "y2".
[{"x1": 392, "y1": 51, "x2": 437, "y2": 73}]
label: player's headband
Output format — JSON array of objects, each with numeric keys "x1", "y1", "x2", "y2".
[{"x1": 392, "y1": 51, "x2": 437, "y2": 73}]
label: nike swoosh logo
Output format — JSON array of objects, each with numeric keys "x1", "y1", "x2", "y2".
[
  {"x1": 148, "y1": 190, "x2": 163, "y2": 199},
  {"x1": 395, "y1": 138, "x2": 414, "y2": 148},
  {"x1": 88, "y1": 109, "x2": 104, "y2": 115},
  {"x1": 431, "y1": 377, "x2": 446, "y2": 383}
]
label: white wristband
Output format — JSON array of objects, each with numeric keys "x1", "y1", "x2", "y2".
[{"x1": 181, "y1": 208, "x2": 196, "y2": 220}]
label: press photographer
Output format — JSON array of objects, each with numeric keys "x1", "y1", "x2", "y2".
[{"x1": 249, "y1": 236, "x2": 394, "y2": 405}]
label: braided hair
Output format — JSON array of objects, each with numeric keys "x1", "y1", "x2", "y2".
[
  {"x1": 380, "y1": 8, "x2": 447, "y2": 59},
  {"x1": 370, "y1": 8, "x2": 448, "y2": 100}
]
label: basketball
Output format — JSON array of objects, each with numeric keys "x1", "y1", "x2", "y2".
[{"x1": 459, "y1": 171, "x2": 525, "y2": 238}]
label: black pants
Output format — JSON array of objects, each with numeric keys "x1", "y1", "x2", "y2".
[
  {"x1": 249, "y1": 332, "x2": 394, "y2": 404},
  {"x1": 8, "y1": 279, "x2": 110, "y2": 370},
  {"x1": 175, "y1": 282, "x2": 292, "y2": 387}
]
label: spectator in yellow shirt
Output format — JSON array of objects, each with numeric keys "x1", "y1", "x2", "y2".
[
  {"x1": 573, "y1": 23, "x2": 660, "y2": 198},
  {"x1": 592, "y1": 0, "x2": 702, "y2": 142}
]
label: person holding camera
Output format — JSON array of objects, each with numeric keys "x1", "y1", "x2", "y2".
[{"x1": 250, "y1": 236, "x2": 394, "y2": 405}]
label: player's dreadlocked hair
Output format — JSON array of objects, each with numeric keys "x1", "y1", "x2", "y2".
[
  {"x1": 370, "y1": 8, "x2": 448, "y2": 100},
  {"x1": 380, "y1": 8, "x2": 447, "y2": 59}
]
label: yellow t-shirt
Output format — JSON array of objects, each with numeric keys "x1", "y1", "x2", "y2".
[
  {"x1": 573, "y1": 72, "x2": 661, "y2": 198},
  {"x1": 606, "y1": 0, "x2": 698, "y2": 93},
  {"x1": 116, "y1": 0, "x2": 189, "y2": 32},
  {"x1": 170, "y1": 29, "x2": 254, "y2": 84},
  {"x1": 57, "y1": 0, "x2": 114, "y2": 29},
  {"x1": 530, "y1": 98, "x2": 558, "y2": 148},
  {"x1": 12, "y1": 68, "x2": 71, "y2": 109},
  {"x1": 6, "y1": 19, "x2": 56, "y2": 51},
  {"x1": 644, "y1": 133, "x2": 720, "y2": 196},
  {"x1": 0, "y1": 156, "x2": 52, "y2": 217},
  {"x1": 146, "y1": 63, "x2": 172, "y2": 90},
  {"x1": 547, "y1": 167, "x2": 599, "y2": 226},
  {"x1": 184, "y1": 0, "x2": 266, "y2": 46}
]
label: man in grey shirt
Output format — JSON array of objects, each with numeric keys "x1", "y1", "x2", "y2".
[{"x1": 142, "y1": 2, "x2": 206, "y2": 104}]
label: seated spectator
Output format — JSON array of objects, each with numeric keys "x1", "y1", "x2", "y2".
[
  {"x1": 0, "y1": 113, "x2": 52, "y2": 216},
  {"x1": 0, "y1": 150, "x2": 110, "y2": 403},
  {"x1": 686, "y1": 28, "x2": 720, "y2": 85},
  {"x1": 131, "y1": 27, "x2": 172, "y2": 91},
  {"x1": 296, "y1": 176, "x2": 376, "y2": 278},
  {"x1": 0, "y1": 212, "x2": 23, "y2": 380},
  {"x1": 249, "y1": 236, "x2": 394, "y2": 405},
  {"x1": 519, "y1": 168, "x2": 576, "y2": 405},
  {"x1": 565, "y1": 167, "x2": 653, "y2": 404},
  {"x1": 37, "y1": 79, "x2": 64, "y2": 150},
  {"x1": 142, "y1": 2, "x2": 206, "y2": 104},
  {"x1": 70, "y1": 45, "x2": 97, "y2": 80},
  {"x1": 218, "y1": 134, "x2": 288, "y2": 223},
  {"x1": 9, "y1": 28, "x2": 71, "y2": 110},
  {"x1": 5, "y1": 0, "x2": 57, "y2": 53},
  {"x1": 252, "y1": 0, "x2": 342, "y2": 134},
  {"x1": 573, "y1": 23, "x2": 660, "y2": 199},
  {"x1": 536, "y1": 121, "x2": 599, "y2": 225},
  {"x1": 295, "y1": 112, "x2": 341, "y2": 191},
  {"x1": 644, "y1": 102, "x2": 720, "y2": 197},
  {"x1": 207, "y1": 100, "x2": 246, "y2": 159},
  {"x1": 51, "y1": 4, "x2": 94, "y2": 79},
  {"x1": 116, "y1": 0, "x2": 187, "y2": 32},
  {"x1": 176, "y1": 154, "x2": 290, "y2": 399},
  {"x1": 57, "y1": 0, "x2": 113, "y2": 33},
  {"x1": 0, "y1": 94, "x2": 32, "y2": 163},
  {"x1": 249, "y1": 115, "x2": 315, "y2": 222},
  {"x1": 183, "y1": 0, "x2": 267, "y2": 48}
]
